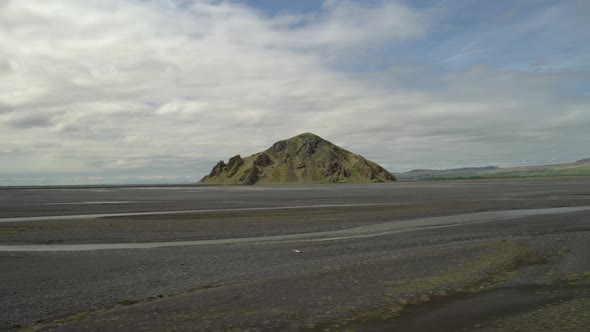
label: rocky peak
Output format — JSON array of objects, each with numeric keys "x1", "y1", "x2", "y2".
[
  {"x1": 268, "y1": 133, "x2": 326, "y2": 157},
  {"x1": 293, "y1": 132, "x2": 325, "y2": 142}
]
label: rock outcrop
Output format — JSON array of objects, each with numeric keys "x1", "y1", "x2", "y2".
[{"x1": 198, "y1": 133, "x2": 396, "y2": 185}]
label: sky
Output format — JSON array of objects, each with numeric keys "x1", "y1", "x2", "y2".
[{"x1": 1, "y1": 0, "x2": 589, "y2": 185}]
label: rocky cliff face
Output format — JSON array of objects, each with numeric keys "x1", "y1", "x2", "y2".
[{"x1": 198, "y1": 133, "x2": 395, "y2": 185}]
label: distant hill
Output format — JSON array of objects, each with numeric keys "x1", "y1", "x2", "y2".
[
  {"x1": 403, "y1": 166, "x2": 499, "y2": 177},
  {"x1": 199, "y1": 133, "x2": 395, "y2": 185},
  {"x1": 396, "y1": 160, "x2": 590, "y2": 180}
]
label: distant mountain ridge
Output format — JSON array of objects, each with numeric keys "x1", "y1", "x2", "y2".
[
  {"x1": 405, "y1": 166, "x2": 499, "y2": 174},
  {"x1": 199, "y1": 133, "x2": 395, "y2": 185},
  {"x1": 396, "y1": 159, "x2": 590, "y2": 180}
]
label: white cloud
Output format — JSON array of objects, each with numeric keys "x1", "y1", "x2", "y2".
[
  {"x1": 272, "y1": 0, "x2": 427, "y2": 50},
  {"x1": 0, "y1": 0, "x2": 588, "y2": 184}
]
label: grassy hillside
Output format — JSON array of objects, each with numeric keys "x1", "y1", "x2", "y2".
[
  {"x1": 397, "y1": 159, "x2": 590, "y2": 180},
  {"x1": 480, "y1": 163, "x2": 590, "y2": 178}
]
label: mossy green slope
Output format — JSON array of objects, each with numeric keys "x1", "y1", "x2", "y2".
[{"x1": 199, "y1": 133, "x2": 395, "y2": 185}]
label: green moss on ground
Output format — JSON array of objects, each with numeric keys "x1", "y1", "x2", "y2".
[
  {"x1": 314, "y1": 241, "x2": 548, "y2": 330},
  {"x1": 473, "y1": 295, "x2": 590, "y2": 332}
]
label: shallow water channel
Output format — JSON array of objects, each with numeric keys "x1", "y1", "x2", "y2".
[{"x1": 1, "y1": 206, "x2": 589, "y2": 252}]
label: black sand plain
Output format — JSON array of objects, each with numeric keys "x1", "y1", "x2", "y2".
[{"x1": 1, "y1": 178, "x2": 590, "y2": 331}]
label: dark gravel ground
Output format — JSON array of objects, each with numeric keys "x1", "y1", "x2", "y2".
[{"x1": 1, "y1": 178, "x2": 590, "y2": 331}]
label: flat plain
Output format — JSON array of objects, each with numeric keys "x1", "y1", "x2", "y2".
[{"x1": 1, "y1": 178, "x2": 590, "y2": 331}]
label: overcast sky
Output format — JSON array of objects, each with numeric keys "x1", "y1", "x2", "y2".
[{"x1": 1, "y1": 0, "x2": 589, "y2": 185}]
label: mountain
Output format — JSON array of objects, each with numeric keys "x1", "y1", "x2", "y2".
[
  {"x1": 396, "y1": 160, "x2": 590, "y2": 180},
  {"x1": 403, "y1": 166, "x2": 499, "y2": 177},
  {"x1": 198, "y1": 133, "x2": 395, "y2": 185}
]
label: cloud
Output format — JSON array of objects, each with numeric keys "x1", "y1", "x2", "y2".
[
  {"x1": 0, "y1": 0, "x2": 588, "y2": 184},
  {"x1": 276, "y1": 0, "x2": 427, "y2": 50}
]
